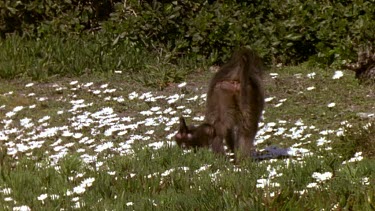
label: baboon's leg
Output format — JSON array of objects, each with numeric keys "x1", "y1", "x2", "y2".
[
  {"x1": 225, "y1": 128, "x2": 236, "y2": 152},
  {"x1": 210, "y1": 121, "x2": 229, "y2": 154},
  {"x1": 235, "y1": 131, "x2": 255, "y2": 158},
  {"x1": 235, "y1": 115, "x2": 259, "y2": 158},
  {"x1": 211, "y1": 136, "x2": 225, "y2": 154}
]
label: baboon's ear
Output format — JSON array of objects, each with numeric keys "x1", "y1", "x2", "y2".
[
  {"x1": 179, "y1": 117, "x2": 188, "y2": 131},
  {"x1": 175, "y1": 117, "x2": 189, "y2": 140}
]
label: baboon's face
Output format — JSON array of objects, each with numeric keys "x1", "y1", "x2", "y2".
[{"x1": 175, "y1": 117, "x2": 215, "y2": 149}]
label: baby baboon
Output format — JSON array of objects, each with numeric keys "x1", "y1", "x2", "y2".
[
  {"x1": 175, "y1": 47, "x2": 265, "y2": 158},
  {"x1": 174, "y1": 81, "x2": 239, "y2": 150},
  {"x1": 174, "y1": 81, "x2": 238, "y2": 150},
  {"x1": 175, "y1": 117, "x2": 215, "y2": 149}
]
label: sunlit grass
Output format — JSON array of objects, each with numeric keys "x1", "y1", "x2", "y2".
[
  {"x1": 0, "y1": 35, "x2": 191, "y2": 89},
  {"x1": 0, "y1": 63, "x2": 374, "y2": 210}
]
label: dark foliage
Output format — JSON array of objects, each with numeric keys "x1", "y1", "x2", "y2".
[{"x1": 1, "y1": 0, "x2": 375, "y2": 66}]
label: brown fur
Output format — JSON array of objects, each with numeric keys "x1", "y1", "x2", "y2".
[
  {"x1": 175, "y1": 48, "x2": 265, "y2": 158},
  {"x1": 175, "y1": 117, "x2": 215, "y2": 149}
]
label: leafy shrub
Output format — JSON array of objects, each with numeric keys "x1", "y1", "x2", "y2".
[
  {"x1": 0, "y1": 0, "x2": 118, "y2": 37},
  {"x1": 1, "y1": 0, "x2": 375, "y2": 73},
  {"x1": 102, "y1": 0, "x2": 375, "y2": 66}
]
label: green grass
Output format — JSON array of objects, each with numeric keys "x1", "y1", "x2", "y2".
[
  {"x1": 0, "y1": 35, "x2": 192, "y2": 89},
  {"x1": 0, "y1": 37, "x2": 374, "y2": 210}
]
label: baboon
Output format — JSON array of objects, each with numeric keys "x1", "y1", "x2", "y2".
[
  {"x1": 175, "y1": 117, "x2": 215, "y2": 149},
  {"x1": 174, "y1": 81, "x2": 238, "y2": 150},
  {"x1": 175, "y1": 47, "x2": 265, "y2": 158}
]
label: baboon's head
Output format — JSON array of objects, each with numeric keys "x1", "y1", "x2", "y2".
[{"x1": 175, "y1": 117, "x2": 215, "y2": 149}]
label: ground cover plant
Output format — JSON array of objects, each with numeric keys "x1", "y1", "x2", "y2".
[
  {"x1": 0, "y1": 64, "x2": 374, "y2": 210},
  {"x1": 1, "y1": 1, "x2": 374, "y2": 210},
  {"x1": 0, "y1": 35, "x2": 192, "y2": 89}
]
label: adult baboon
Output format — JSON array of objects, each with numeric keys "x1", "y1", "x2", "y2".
[{"x1": 175, "y1": 48, "x2": 265, "y2": 158}]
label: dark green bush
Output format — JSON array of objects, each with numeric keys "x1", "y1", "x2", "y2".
[
  {"x1": 1, "y1": 0, "x2": 375, "y2": 68},
  {"x1": 102, "y1": 0, "x2": 375, "y2": 66},
  {"x1": 0, "y1": 0, "x2": 118, "y2": 37}
]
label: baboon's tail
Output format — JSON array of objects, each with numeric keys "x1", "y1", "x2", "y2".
[{"x1": 238, "y1": 48, "x2": 264, "y2": 109}]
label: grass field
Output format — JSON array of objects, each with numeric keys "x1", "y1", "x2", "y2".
[{"x1": 0, "y1": 54, "x2": 374, "y2": 210}]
